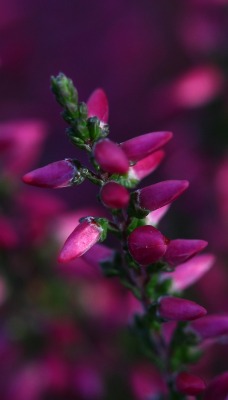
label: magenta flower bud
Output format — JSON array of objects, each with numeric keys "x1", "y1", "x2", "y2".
[
  {"x1": 120, "y1": 131, "x2": 173, "y2": 162},
  {"x1": 128, "y1": 150, "x2": 165, "y2": 181},
  {"x1": 58, "y1": 218, "x2": 103, "y2": 263},
  {"x1": 189, "y1": 315, "x2": 228, "y2": 341},
  {"x1": 127, "y1": 225, "x2": 168, "y2": 266},
  {"x1": 175, "y1": 372, "x2": 206, "y2": 396},
  {"x1": 22, "y1": 159, "x2": 79, "y2": 188},
  {"x1": 100, "y1": 182, "x2": 130, "y2": 209},
  {"x1": 157, "y1": 296, "x2": 207, "y2": 321},
  {"x1": 87, "y1": 88, "x2": 109, "y2": 123},
  {"x1": 161, "y1": 254, "x2": 215, "y2": 291},
  {"x1": 163, "y1": 239, "x2": 208, "y2": 267},
  {"x1": 203, "y1": 372, "x2": 228, "y2": 400},
  {"x1": 133, "y1": 180, "x2": 189, "y2": 215},
  {"x1": 145, "y1": 205, "x2": 170, "y2": 227},
  {"x1": 93, "y1": 139, "x2": 129, "y2": 175}
]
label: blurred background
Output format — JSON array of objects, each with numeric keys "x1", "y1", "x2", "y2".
[{"x1": 0, "y1": 0, "x2": 228, "y2": 399}]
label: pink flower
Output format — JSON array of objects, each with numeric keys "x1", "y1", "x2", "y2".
[
  {"x1": 120, "y1": 131, "x2": 173, "y2": 162},
  {"x1": 163, "y1": 239, "x2": 208, "y2": 267},
  {"x1": 161, "y1": 253, "x2": 215, "y2": 291},
  {"x1": 93, "y1": 139, "x2": 129, "y2": 174},
  {"x1": 127, "y1": 225, "x2": 168, "y2": 266},
  {"x1": 133, "y1": 180, "x2": 189, "y2": 214},
  {"x1": 22, "y1": 159, "x2": 79, "y2": 188},
  {"x1": 87, "y1": 88, "x2": 109, "y2": 123},
  {"x1": 58, "y1": 218, "x2": 103, "y2": 263},
  {"x1": 189, "y1": 315, "x2": 228, "y2": 341},
  {"x1": 175, "y1": 371, "x2": 206, "y2": 396},
  {"x1": 0, "y1": 120, "x2": 47, "y2": 178},
  {"x1": 128, "y1": 150, "x2": 165, "y2": 181},
  {"x1": 172, "y1": 65, "x2": 224, "y2": 109},
  {"x1": 203, "y1": 372, "x2": 228, "y2": 400},
  {"x1": 157, "y1": 296, "x2": 207, "y2": 321},
  {"x1": 145, "y1": 205, "x2": 170, "y2": 227},
  {"x1": 100, "y1": 182, "x2": 130, "y2": 208}
]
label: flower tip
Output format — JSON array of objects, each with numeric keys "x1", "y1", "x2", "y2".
[
  {"x1": 166, "y1": 131, "x2": 173, "y2": 140},
  {"x1": 182, "y1": 180, "x2": 190, "y2": 189},
  {"x1": 22, "y1": 172, "x2": 33, "y2": 185},
  {"x1": 87, "y1": 88, "x2": 109, "y2": 123},
  {"x1": 57, "y1": 251, "x2": 69, "y2": 264}
]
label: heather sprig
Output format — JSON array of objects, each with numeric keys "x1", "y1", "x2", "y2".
[{"x1": 23, "y1": 73, "x2": 219, "y2": 399}]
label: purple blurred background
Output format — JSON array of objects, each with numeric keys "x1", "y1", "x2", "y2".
[{"x1": 1, "y1": 0, "x2": 228, "y2": 398}]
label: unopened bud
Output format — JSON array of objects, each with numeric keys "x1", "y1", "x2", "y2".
[
  {"x1": 145, "y1": 205, "x2": 170, "y2": 227},
  {"x1": 121, "y1": 131, "x2": 172, "y2": 162},
  {"x1": 163, "y1": 239, "x2": 208, "y2": 267},
  {"x1": 51, "y1": 73, "x2": 78, "y2": 110},
  {"x1": 93, "y1": 139, "x2": 129, "y2": 175},
  {"x1": 129, "y1": 180, "x2": 189, "y2": 218},
  {"x1": 58, "y1": 218, "x2": 103, "y2": 263},
  {"x1": 87, "y1": 88, "x2": 109, "y2": 123},
  {"x1": 127, "y1": 225, "x2": 168, "y2": 266},
  {"x1": 157, "y1": 296, "x2": 207, "y2": 321},
  {"x1": 128, "y1": 150, "x2": 165, "y2": 181},
  {"x1": 22, "y1": 159, "x2": 82, "y2": 188},
  {"x1": 100, "y1": 182, "x2": 130, "y2": 209}
]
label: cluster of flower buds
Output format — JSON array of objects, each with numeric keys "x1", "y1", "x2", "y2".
[{"x1": 22, "y1": 73, "x2": 226, "y2": 398}]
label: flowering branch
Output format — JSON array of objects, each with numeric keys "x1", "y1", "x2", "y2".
[{"x1": 22, "y1": 73, "x2": 226, "y2": 399}]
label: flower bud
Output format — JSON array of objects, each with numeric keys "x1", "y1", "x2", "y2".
[
  {"x1": 120, "y1": 131, "x2": 173, "y2": 162},
  {"x1": 87, "y1": 88, "x2": 109, "y2": 123},
  {"x1": 203, "y1": 372, "x2": 228, "y2": 400},
  {"x1": 131, "y1": 181, "x2": 189, "y2": 217},
  {"x1": 51, "y1": 73, "x2": 78, "y2": 109},
  {"x1": 175, "y1": 372, "x2": 206, "y2": 396},
  {"x1": 100, "y1": 182, "x2": 130, "y2": 209},
  {"x1": 145, "y1": 205, "x2": 170, "y2": 227},
  {"x1": 22, "y1": 159, "x2": 80, "y2": 188},
  {"x1": 163, "y1": 239, "x2": 208, "y2": 267},
  {"x1": 93, "y1": 139, "x2": 129, "y2": 174},
  {"x1": 161, "y1": 254, "x2": 215, "y2": 291},
  {"x1": 157, "y1": 296, "x2": 207, "y2": 321},
  {"x1": 128, "y1": 150, "x2": 165, "y2": 181},
  {"x1": 189, "y1": 315, "x2": 228, "y2": 341},
  {"x1": 127, "y1": 225, "x2": 168, "y2": 266},
  {"x1": 58, "y1": 218, "x2": 103, "y2": 263}
]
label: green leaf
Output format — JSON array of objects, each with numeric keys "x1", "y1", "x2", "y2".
[{"x1": 109, "y1": 174, "x2": 139, "y2": 189}]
